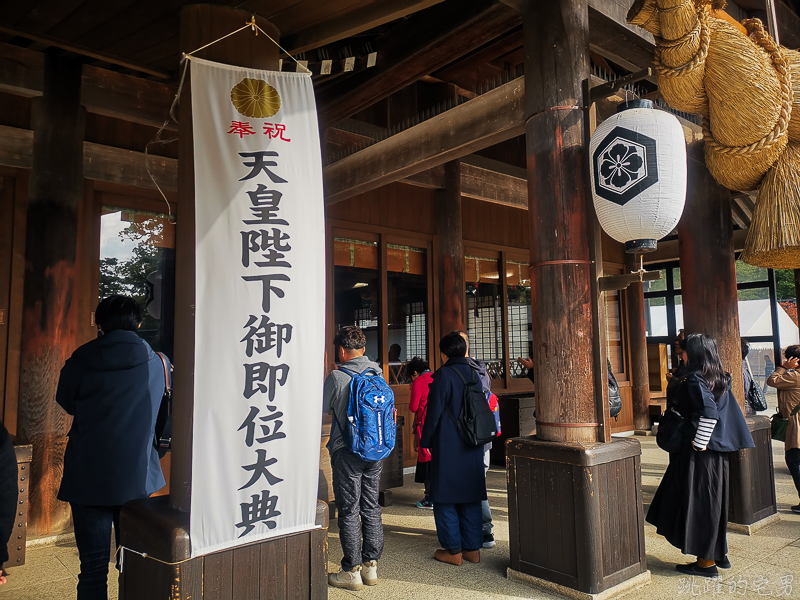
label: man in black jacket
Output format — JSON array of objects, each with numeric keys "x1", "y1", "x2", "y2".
[{"x1": 56, "y1": 296, "x2": 168, "y2": 600}]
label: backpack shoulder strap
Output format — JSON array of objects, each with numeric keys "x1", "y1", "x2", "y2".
[
  {"x1": 444, "y1": 363, "x2": 478, "y2": 386},
  {"x1": 155, "y1": 352, "x2": 171, "y2": 393}
]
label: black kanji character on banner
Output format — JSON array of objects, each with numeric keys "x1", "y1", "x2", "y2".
[
  {"x1": 256, "y1": 406, "x2": 286, "y2": 444},
  {"x1": 235, "y1": 489, "x2": 281, "y2": 536},
  {"x1": 242, "y1": 274, "x2": 290, "y2": 313},
  {"x1": 237, "y1": 405, "x2": 286, "y2": 447},
  {"x1": 241, "y1": 315, "x2": 293, "y2": 358},
  {"x1": 241, "y1": 229, "x2": 291, "y2": 268},
  {"x1": 243, "y1": 362, "x2": 289, "y2": 401},
  {"x1": 239, "y1": 448, "x2": 284, "y2": 490},
  {"x1": 238, "y1": 406, "x2": 260, "y2": 447},
  {"x1": 242, "y1": 185, "x2": 289, "y2": 226},
  {"x1": 239, "y1": 151, "x2": 288, "y2": 183}
]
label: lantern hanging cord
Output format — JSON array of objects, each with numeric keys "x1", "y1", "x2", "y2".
[{"x1": 182, "y1": 17, "x2": 311, "y2": 74}]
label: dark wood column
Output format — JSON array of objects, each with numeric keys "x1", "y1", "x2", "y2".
[
  {"x1": 524, "y1": 0, "x2": 598, "y2": 443},
  {"x1": 678, "y1": 145, "x2": 745, "y2": 407},
  {"x1": 16, "y1": 50, "x2": 84, "y2": 537},
  {"x1": 171, "y1": 5, "x2": 280, "y2": 512},
  {"x1": 434, "y1": 160, "x2": 464, "y2": 339},
  {"x1": 625, "y1": 255, "x2": 651, "y2": 432}
]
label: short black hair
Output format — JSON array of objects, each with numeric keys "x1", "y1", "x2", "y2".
[
  {"x1": 786, "y1": 346, "x2": 800, "y2": 360},
  {"x1": 406, "y1": 357, "x2": 429, "y2": 376},
  {"x1": 741, "y1": 339, "x2": 750, "y2": 359},
  {"x1": 439, "y1": 331, "x2": 467, "y2": 358},
  {"x1": 95, "y1": 295, "x2": 142, "y2": 333},
  {"x1": 333, "y1": 326, "x2": 366, "y2": 350}
]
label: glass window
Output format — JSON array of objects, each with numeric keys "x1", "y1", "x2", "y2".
[
  {"x1": 506, "y1": 260, "x2": 531, "y2": 378},
  {"x1": 100, "y1": 207, "x2": 176, "y2": 356},
  {"x1": 644, "y1": 296, "x2": 667, "y2": 337},
  {"x1": 643, "y1": 269, "x2": 667, "y2": 293},
  {"x1": 736, "y1": 260, "x2": 768, "y2": 284},
  {"x1": 333, "y1": 238, "x2": 381, "y2": 365},
  {"x1": 675, "y1": 294, "x2": 684, "y2": 331},
  {"x1": 673, "y1": 267, "x2": 681, "y2": 290},
  {"x1": 738, "y1": 294, "x2": 773, "y2": 337},
  {"x1": 465, "y1": 255, "x2": 504, "y2": 380},
  {"x1": 387, "y1": 244, "x2": 428, "y2": 384}
]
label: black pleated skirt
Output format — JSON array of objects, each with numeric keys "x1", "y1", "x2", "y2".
[{"x1": 646, "y1": 444, "x2": 729, "y2": 561}]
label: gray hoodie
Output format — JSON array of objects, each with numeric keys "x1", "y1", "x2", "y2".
[{"x1": 323, "y1": 355, "x2": 383, "y2": 454}]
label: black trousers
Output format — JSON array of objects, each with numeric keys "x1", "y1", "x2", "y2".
[
  {"x1": 330, "y1": 449, "x2": 384, "y2": 571},
  {"x1": 71, "y1": 504, "x2": 121, "y2": 600}
]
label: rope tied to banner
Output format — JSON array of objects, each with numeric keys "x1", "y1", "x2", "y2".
[{"x1": 146, "y1": 16, "x2": 309, "y2": 223}]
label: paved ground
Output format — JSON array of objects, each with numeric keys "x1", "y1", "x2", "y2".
[{"x1": 4, "y1": 391, "x2": 799, "y2": 599}]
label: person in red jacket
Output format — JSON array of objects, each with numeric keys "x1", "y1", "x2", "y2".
[{"x1": 407, "y1": 357, "x2": 434, "y2": 509}]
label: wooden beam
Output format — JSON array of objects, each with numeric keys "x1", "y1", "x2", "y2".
[
  {"x1": 494, "y1": 0, "x2": 658, "y2": 72},
  {"x1": 0, "y1": 43, "x2": 177, "y2": 129},
  {"x1": 316, "y1": 0, "x2": 521, "y2": 127},
  {"x1": 587, "y1": 1, "x2": 656, "y2": 72},
  {"x1": 323, "y1": 76, "x2": 525, "y2": 204},
  {"x1": 0, "y1": 23, "x2": 170, "y2": 79},
  {"x1": 0, "y1": 125, "x2": 177, "y2": 192},
  {"x1": 282, "y1": 0, "x2": 446, "y2": 54}
]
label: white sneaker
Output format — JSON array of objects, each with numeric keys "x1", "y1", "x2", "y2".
[
  {"x1": 328, "y1": 566, "x2": 363, "y2": 590},
  {"x1": 361, "y1": 560, "x2": 378, "y2": 585}
]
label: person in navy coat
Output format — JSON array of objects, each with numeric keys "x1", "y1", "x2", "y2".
[
  {"x1": 421, "y1": 332, "x2": 487, "y2": 565},
  {"x1": 56, "y1": 295, "x2": 168, "y2": 600}
]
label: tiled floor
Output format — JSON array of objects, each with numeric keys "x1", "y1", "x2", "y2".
[{"x1": 5, "y1": 413, "x2": 799, "y2": 599}]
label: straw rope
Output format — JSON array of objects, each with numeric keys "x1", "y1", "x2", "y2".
[
  {"x1": 702, "y1": 19, "x2": 792, "y2": 157},
  {"x1": 654, "y1": 7, "x2": 710, "y2": 78},
  {"x1": 741, "y1": 142, "x2": 800, "y2": 268}
]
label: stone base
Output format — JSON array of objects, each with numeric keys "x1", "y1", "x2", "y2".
[
  {"x1": 633, "y1": 429, "x2": 654, "y2": 436},
  {"x1": 728, "y1": 512, "x2": 780, "y2": 535},
  {"x1": 507, "y1": 568, "x2": 651, "y2": 600}
]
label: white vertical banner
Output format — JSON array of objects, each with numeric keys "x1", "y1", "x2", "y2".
[{"x1": 189, "y1": 57, "x2": 325, "y2": 557}]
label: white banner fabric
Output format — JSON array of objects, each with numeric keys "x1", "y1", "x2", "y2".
[{"x1": 189, "y1": 57, "x2": 325, "y2": 558}]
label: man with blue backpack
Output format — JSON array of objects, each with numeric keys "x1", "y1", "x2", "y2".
[{"x1": 323, "y1": 326, "x2": 396, "y2": 591}]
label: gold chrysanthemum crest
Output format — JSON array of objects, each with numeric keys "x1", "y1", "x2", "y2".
[{"x1": 230, "y1": 78, "x2": 281, "y2": 118}]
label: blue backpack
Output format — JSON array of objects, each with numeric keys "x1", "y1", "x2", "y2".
[{"x1": 336, "y1": 367, "x2": 396, "y2": 461}]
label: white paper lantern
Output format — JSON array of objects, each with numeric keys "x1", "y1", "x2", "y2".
[{"x1": 589, "y1": 99, "x2": 687, "y2": 253}]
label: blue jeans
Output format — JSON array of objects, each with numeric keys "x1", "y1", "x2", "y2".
[
  {"x1": 71, "y1": 504, "x2": 121, "y2": 600},
  {"x1": 786, "y1": 448, "x2": 800, "y2": 501},
  {"x1": 433, "y1": 501, "x2": 483, "y2": 552}
]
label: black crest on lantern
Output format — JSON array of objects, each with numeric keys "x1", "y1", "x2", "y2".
[{"x1": 592, "y1": 126, "x2": 658, "y2": 206}]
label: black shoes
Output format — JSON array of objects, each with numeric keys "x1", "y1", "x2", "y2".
[
  {"x1": 791, "y1": 504, "x2": 800, "y2": 514},
  {"x1": 676, "y1": 562, "x2": 719, "y2": 578},
  {"x1": 717, "y1": 556, "x2": 731, "y2": 569}
]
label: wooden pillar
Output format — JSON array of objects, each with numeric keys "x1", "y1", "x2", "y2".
[
  {"x1": 16, "y1": 50, "x2": 84, "y2": 537},
  {"x1": 625, "y1": 254, "x2": 651, "y2": 431},
  {"x1": 171, "y1": 5, "x2": 280, "y2": 512},
  {"x1": 434, "y1": 160, "x2": 464, "y2": 338},
  {"x1": 524, "y1": 0, "x2": 598, "y2": 442},
  {"x1": 678, "y1": 146, "x2": 745, "y2": 407}
]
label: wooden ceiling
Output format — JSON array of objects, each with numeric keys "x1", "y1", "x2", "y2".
[{"x1": 0, "y1": 0, "x2": 445, "y2": 77}]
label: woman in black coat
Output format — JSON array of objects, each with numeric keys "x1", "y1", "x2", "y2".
[
  {"x1": 421, "y1": 332, "x2": 486, "y2": 566},
  {"x1": 648, "y1": 333, "x2": 753, "y2": 578}
]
